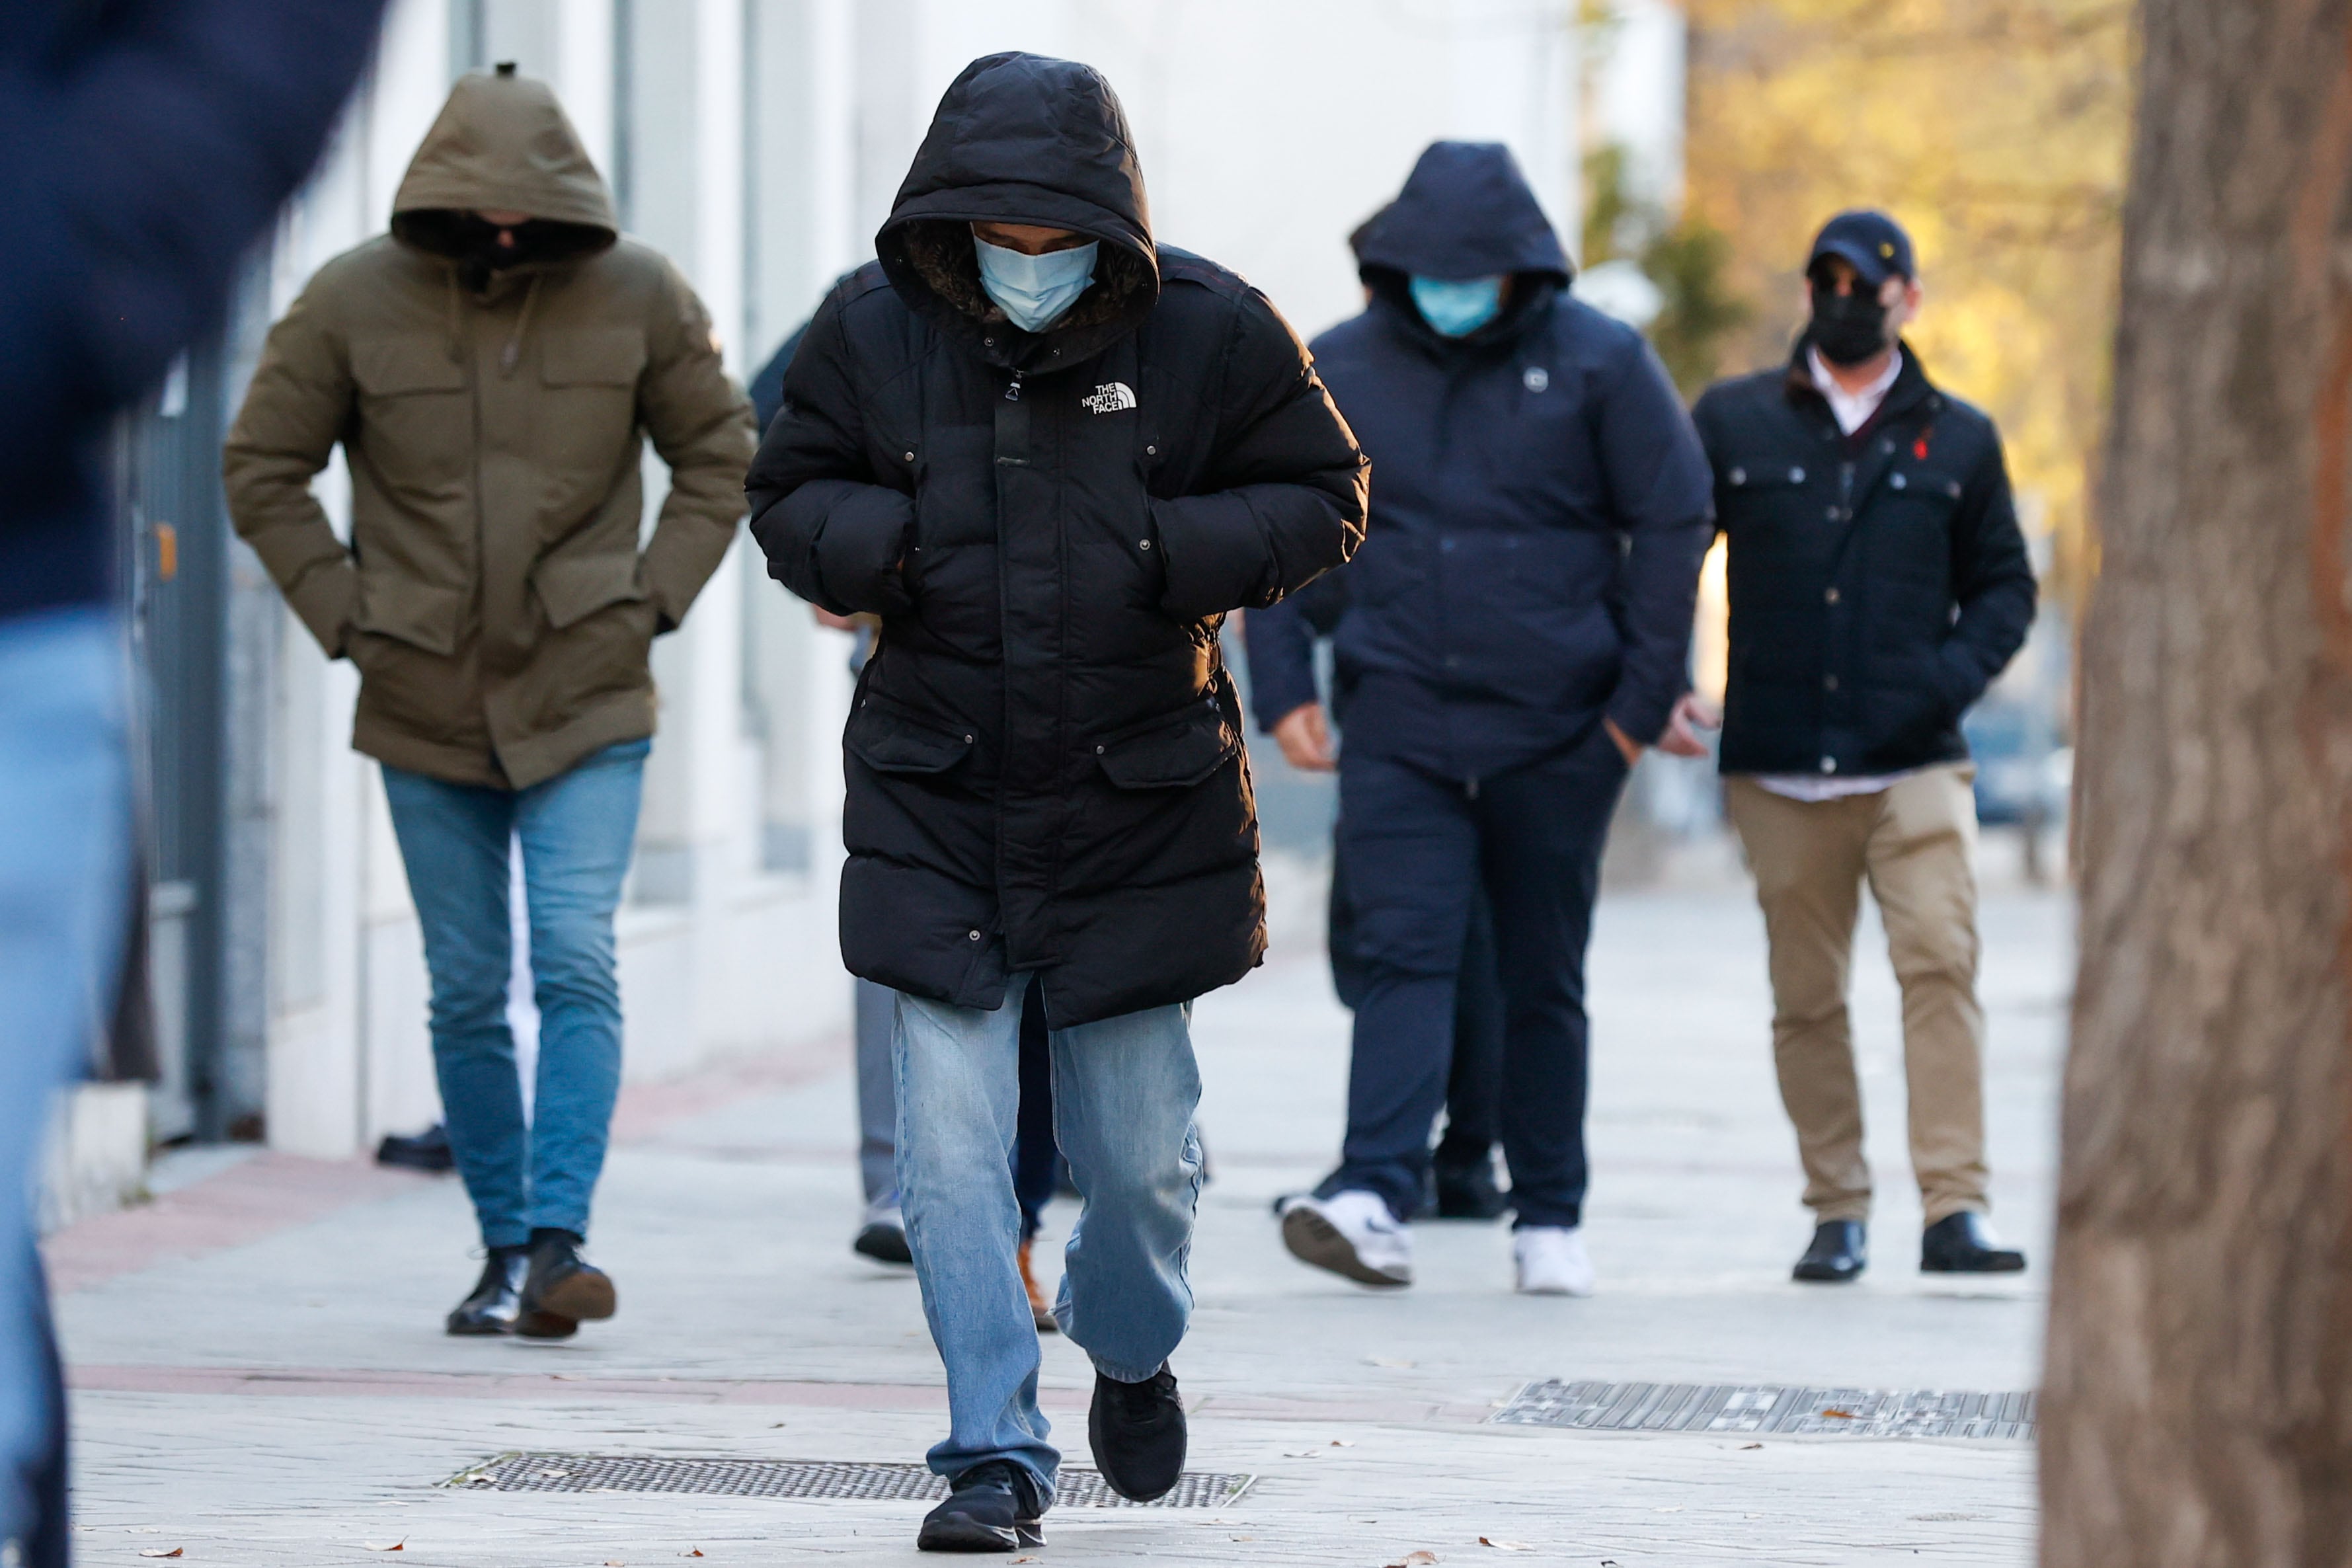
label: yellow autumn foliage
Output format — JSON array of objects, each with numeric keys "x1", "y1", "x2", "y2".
[{"x1": 1681, "y1": 0, "x2": 2130, "y2": 609}]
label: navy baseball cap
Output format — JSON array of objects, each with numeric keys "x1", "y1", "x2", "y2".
[{"x1": 1807, "y1": 210, "x2": 1915, "y2": 286}]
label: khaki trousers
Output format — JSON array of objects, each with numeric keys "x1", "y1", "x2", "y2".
[{"x1": 1724, "y1": 766, "x2": 1988, "y2": 1226}]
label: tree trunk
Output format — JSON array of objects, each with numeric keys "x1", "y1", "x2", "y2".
[{"x1": 2043, "y1": 5, "x2": 2352, "y2": 1563}]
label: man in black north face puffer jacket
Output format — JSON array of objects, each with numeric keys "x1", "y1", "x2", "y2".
[{"x1": 747, "y1": 52, "x2": 1365, "y2": 1549}]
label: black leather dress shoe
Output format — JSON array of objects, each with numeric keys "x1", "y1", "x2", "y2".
[
  {"x1": 377, "y1": 1122, "x2": 456, "y2": 1173},
  {"x1": 1921, "y1": 1212, "x2": 2026, "y2": 1273},
  {"x1": 445, "y1": 1247, "x2": 528, "y2": 1335},
  {"x1": 516, "y1": 1231, "x2": 617, "y2": 1340},
  {"x1": 1431, "y1": 1157, "x2": 1510, "y2": 1222},
  {"x1": 1089, "y1": 1363, "x2": 1186, "y2": 1502},
  {"x1": 1792, "y1": 1220, "x2": 1867, "y2": 1283},
  {"x1": 918, "y1": 1460, "x2": 1046, "y2": 1552}
]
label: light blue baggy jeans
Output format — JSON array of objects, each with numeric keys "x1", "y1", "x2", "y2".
[
  {"x1": 0, "y1": 608, "x2": 131, "y2": 1549},
  {"x1": 892, "y1": 986, "x2": 1203, "y2": 1492}
]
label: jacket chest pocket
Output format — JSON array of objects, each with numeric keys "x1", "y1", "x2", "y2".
[
  {"x1": 539, "y1": 329, "x2": 647, "y2": 490},
  {"x1": 351, "y1": 338, "x2": 471, "y2": 494},
  {"x1": 1717, "y1": 460, "x2": 1815, "y2": 539},
  {"x1": 1867, "y1": 466, "x2": 1965, "y2": 591}
]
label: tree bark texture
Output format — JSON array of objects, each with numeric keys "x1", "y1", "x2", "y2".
[{"x1": 2043, "y1": 4, "x2": 2352, "y2": 1563}]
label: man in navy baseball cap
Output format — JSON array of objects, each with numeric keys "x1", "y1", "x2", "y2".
[{"x1": 1674, "y1": 204, "x2": 2038, "y2": 1287}]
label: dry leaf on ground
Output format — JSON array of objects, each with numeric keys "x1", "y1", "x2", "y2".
[
  {"x1": 1329, "y1": 1439, "x2": 1356, "y2": 1448},
  {"x1": 135, "y1": 1551, "x2": 182, "y2": 1560},
  {"x1": 1386, "y1": 1551, "x2": 1440, "y2": 1567},
  {"x1": 362, "y1": 1544, "x2": 405, "y2": 1553},
  {"x1": 681, "y1": 1553, "x2": 705, "y2": 1561},
  {"x1": 1820, "y1": 1409, "x2": 1856, "y2": 1419},
  {"x1": 1740, "y1": 1442, "x2": 1762, "y2": 1450},
  {"x1": 1477, "y1": 1540, "x2": 1533, "y2": 1552}
]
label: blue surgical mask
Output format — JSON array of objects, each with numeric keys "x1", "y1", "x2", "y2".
[
  {"x1": 1409, "y1": 274, "x2": 1506, "y2": 337},
  {"x1": 973, "y1": 234, "x2": 1100, "y2": 333}
]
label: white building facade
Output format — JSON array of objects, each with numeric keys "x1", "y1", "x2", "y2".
[{"x1": 102, "y1": 0, "x2": 1684, "y2": 1169}]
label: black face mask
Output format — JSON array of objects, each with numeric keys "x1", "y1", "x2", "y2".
[{"x1": 1809, "y1": 279, "x2": 1893, "y2": 366}]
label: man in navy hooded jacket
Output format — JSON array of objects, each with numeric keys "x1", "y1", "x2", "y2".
[{"x1": 1253, "y1": 142, "x2": 1712, "y2": 1298}]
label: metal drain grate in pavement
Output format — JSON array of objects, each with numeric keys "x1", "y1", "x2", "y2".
[
  {"x1": 1492, "y1": 1380, "x2": 2036, "y2": 1440},
  {"x1": 447, "y1": 1454, "x2": 1255, "y2": 1509}
]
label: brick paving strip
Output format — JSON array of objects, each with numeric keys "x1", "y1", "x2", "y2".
[
  {"x1": 42, "y1": 1034, "x2": 846, "y2": 1296},
  {"x1": 63, "y1": 1362, "x2": 1495, "y2": 1425}
]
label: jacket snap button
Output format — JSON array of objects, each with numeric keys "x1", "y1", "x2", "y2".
[
  {"x1": 984, "y1": 337, "x2": 996, "y2": 346},
  {"x1": 1821, "y1": 757, "x2": 1838, "y2": 773},
  {"x1": 1095, "y1": 744, "x2": 1105, "y2": 754},
  {"x1": 1824, "y1": 587, "x2": 1841, "y2": 604},
  {"x1": 963, "y1": 733, "x2": 974, "y2": 743},
  {"x1": 1145, "y1": 444, "x2": 1156, "y2": 455},
  {"x1": 1826, "y1": 506, "x2": 1840, "y2": 520},
  {"x1": 1139, "y1": 539, "x2": 1152, "y2": 550},
  {"x1": 1728, "y1": 466, "x2": 1746, "y2": 485},
  {"x1": 967, "y1": 929, "x2": 982, "y2": 941},
  {"x1": 1824, "y1": 674, "x2": 1838, "y2": 691},
  {"x1": 903, "y1": 451, "x2": 915, "y2": 462},
  {"x1": 1891, "y1": 472, "x2": 1907, "y2": 489},
  {"x1": 1789, "y1": 467, "x2": 1806, "y2": 483}
]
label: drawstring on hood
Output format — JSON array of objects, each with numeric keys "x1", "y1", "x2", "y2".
[
  {"x1": 501, "y1": 274, "x2": 543, "y2": 375},
  {"x1": 391, "y1": 63, "x2": 617, "y2": 371}
]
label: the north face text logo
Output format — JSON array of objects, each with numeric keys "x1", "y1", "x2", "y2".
[{"x1": 1081, "y1": 381, "x2": 1138, "y2": 413}]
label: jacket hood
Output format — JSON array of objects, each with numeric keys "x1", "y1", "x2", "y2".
[
  {"x1": 1354, "y1": 141, "x2": 1571, "y2": 286},
  {"x1": 390, "y1": 65, "x2": 617, "y2": 263},
  {"x1": 877, "y1": 52, "x2": 1159, "y2": 368}
]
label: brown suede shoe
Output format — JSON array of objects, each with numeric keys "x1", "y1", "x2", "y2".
[{"x1": 1017, "y1": 1238, "x2": 1058, "y2": 1334}]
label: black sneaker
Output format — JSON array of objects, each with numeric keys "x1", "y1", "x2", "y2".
[
  {"x1": 1431, "y1": 1156, "x2": 1510, "y2": 1221},
  {"x1": 853, "y1": 1197, "x2": 912, "y2": 1265},
  {"x1": 444, "y1": 1247, "x2": 528, "y2": 1335},
  {"x1": 918, "y1": 1460, "x2": 1047, "y2": 1552},
  {"x1": 1088, "y1": 1363, "x2": 1186, "y2": 1502},
  {"x1": 516, "y1": 1230, "x2": 617, "y2": 1340}
]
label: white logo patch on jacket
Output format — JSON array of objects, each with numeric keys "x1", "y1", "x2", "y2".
[{"x1": 1081, "y1": 381, "x2": 1138, "y2": 414}]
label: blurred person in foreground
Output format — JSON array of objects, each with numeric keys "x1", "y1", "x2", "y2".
[
  {"x1": 750, "y1": 52, "x2": 1364, "y2": 1552},
  {"x1": 1261, "y1": 143, "x2": 1713, "y2": 1298},
  {"x1": 225, "y1": 65, "x2": 754, "y2": 1340},
  {"x1": 0, "y1": 1, "x2": 391, "y2": 1557},
  {"x1": 1679, "y1": 211, "x2": 2035, "y2": 1284}
]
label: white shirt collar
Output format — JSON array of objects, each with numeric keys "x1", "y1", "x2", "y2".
[{"x1": 1807, "y1": 344, "x2": 1903, "y2": 436}]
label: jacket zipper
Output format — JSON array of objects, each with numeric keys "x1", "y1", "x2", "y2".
[{"x1": 1005, "y1": 370, "x2": 1024, "y2": 403}]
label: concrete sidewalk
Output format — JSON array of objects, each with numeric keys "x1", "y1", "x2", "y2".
[{"x1": 52, "y1": 841, "x2": 2065, "y2": 1566}]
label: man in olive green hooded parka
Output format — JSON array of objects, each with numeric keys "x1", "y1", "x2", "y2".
[{"x1": 225, "y1": 65, "x2": 755, "y2": 1341}]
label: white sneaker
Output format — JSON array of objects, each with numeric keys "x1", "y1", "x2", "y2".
[
  {"x1": 1280, "y1": 1191, "x2": 1413, "y2": 1287},
  {"x1": 1513, "y1": 1226, "x2": 1595, "y2": 1296}
]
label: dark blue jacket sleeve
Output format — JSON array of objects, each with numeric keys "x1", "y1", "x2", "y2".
[
  {"x1": 1243, "y1": 596, "x2": 1319, "y2": 733},
  {"x1": 1595, "y1": 336, "x2": 1714, "y2": 744},
  {"x1": 0, "y1": 0, "x2": 390, "y2": 493},
  {"x1": 748, "y1": 323, "x2": 807, "y2": 440}
]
